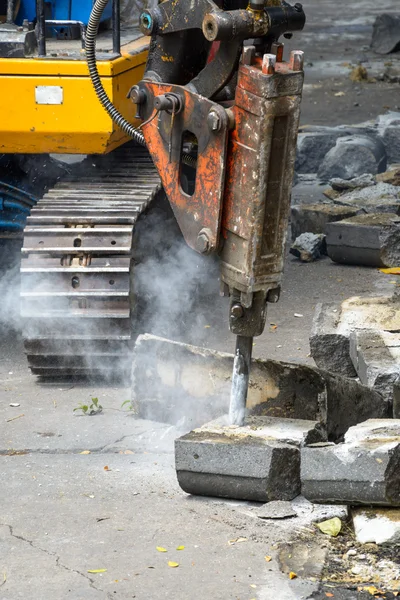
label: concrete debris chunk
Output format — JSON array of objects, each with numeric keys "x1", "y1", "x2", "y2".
[
  {"x1": 289, "y1": 232, "x2": 326, "y2": 262},
  {"x1": 310, "y1": 302, "x2": 357, "y2": 377},
  {"x1": 257, "y1": 500, "x2": 297, "y2": 520},
  {"x1": 326, "y1": 213, "x2": 400, "y2": 267},
  {"x1": 310, "y1": 296, "x2": 400, "y2": 377},
  {"x1": 377, "y1": 112, "x2": 400, "y2": 163},
  {"x1": 301, "y1": 419, "x2": 400, "y2": 506},
  {"x1": 330, "y1": 173, "x2": 376, "y2": 191},
  {"x1": 376, "y1": 164, "x2": 400, "y2": 186},
  {"x1": 291, "y1": 495, "x2": 349, "y2": 524},
  {"x1": 352, "y1": 507, "x2": 400, "y2": 545},
  {"x1": 175, "y1": 416, "x2": 307, "y2": 501},
  {"x1": 133, "y1": 334, "x2": 389, "y2": 440},
  {"x1": 318, "y1": 135, "x2": 387, "y2": 182},
  {"x1": 371, "y1": 14, "x2": 400, "y2": 55},
  {"x1": 290, "y1": 203, "x2": 360, "y2": 240},
  {"x1": 295, "y1": 130, "x2": 345, "y2": 174},
  {"x1": 332, "y1": 181, "x2": 400, "y2": 214},
  {"x1": 350, "y1": 329, "x2": 400, "y2": 406}
]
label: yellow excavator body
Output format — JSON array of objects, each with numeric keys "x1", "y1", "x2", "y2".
[{"x1": 0, "y1": 38, "x2": 147, "y2": 155}]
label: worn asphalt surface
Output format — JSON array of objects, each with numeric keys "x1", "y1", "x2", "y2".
[{"x1": 1, "y1": 0, "x2": 400, "y2": 598}]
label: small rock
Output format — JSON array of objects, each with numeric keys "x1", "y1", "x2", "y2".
[
  {"x1": 376, "y1": 164, "x2": 400, "y2": 186},
  {"x1": 377, "y1": 112, "x2": 400, "y2": 163},
  {"x1": 352, "y1": 507, "x2": 400, "y2": 544},
  {"x1": 290, "y1": 232, "x2": 327, "y2": 262},
  {"x1": 347, "y1": 549, "x2": 357, "y2": 557},
  {"x1": 290, "y1": 203, "x2": 360, "y2": 240},
  {"x1": 257, "y1": 501, "x2": 297, "y2": 520}
]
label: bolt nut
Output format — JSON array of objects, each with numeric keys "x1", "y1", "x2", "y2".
[
  {"x1": 207, "y1": 110, "x2": 221, "y2": 132},
  {"x1": 128, "y1": 85, "x2": 146, "y2": 104},
  {"x1": 196, "y1": 229, "x2": 213, "y2": 254},
  {"x1": 290, "y1": 50, "x2": 304, "y2": 72},
  {"x1": 271, "y1": 41, "x2": 284, "y2": 63},
  {"x1": 262, "y1": 53, "x2": 276, "y2": 75},
  {"x1": 139, "y1": 11, "x2": 154, "y2": 35},
  {"x1": 231, "y1": 303, "x2": 244, "y2": 319},
  {"x1": 241, "y1": 45, "x2": 255, "y2": 66}
]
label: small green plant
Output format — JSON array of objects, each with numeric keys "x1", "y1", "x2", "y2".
[
  {"x1": 74, "y1": 397, "x2": 103, "y2": 415},
  {"x1": 121, "y1": 400, "x2": 133, "y2": 411}
]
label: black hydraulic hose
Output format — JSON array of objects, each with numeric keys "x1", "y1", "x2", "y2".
[{"x1": 86, "y1": 0, "x2": 146, "y2": 146}]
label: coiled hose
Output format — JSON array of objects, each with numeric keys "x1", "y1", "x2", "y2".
[
  {"x1": 86, "y1": 0, "x2": 196, "y2": 167},
  {"x1": 86, "y1": 0, "x2": 146, "y2": 146}
]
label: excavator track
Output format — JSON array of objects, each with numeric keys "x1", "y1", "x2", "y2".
[{"x1": 20, "y1": 143, "x2": 161, "y2": 379}]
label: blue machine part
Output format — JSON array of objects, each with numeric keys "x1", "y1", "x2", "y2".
[
  {"x1": 17, "y1": 1, "x2": 112, "y2": 25},
  {"x1": 0, "y1": 182, "x2": 37, "y2": 232}
]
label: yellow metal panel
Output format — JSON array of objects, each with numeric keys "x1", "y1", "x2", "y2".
[{"x1": 0, "y1": 58, "x2": 146, "y2": 154}]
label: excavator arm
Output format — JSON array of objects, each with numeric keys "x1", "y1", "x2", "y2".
[{"x1": 132, "y1": 0, "x2": 306, "y2": 423}]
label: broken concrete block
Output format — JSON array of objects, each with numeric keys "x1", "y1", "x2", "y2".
[
  {"x1": 175, "y1": 415, "x2": 320, "y2": 501},
  {"x1": 310, "y1": 296, "x2": 400, "y2": 377},
  {"x1": 257, "y1": 500, "x2": 297, "y2": 520},
  {"x1": 350, "y1": 329, "x2": 400, "y2": 407},
  {"x1": 330, "y1": 173, "x2": 376, "y2": 192},
  {"x1": 377, "y1": 112, "x2": 400, "y2": 163},
  {"x1": 301, "y1": 419, "x2": 400, "y2": 506},
  {"x1": 290, "y1": 203, "x2": 360, "y2": 240},
  {"x1": 133, "y1": 334, "x2": 389, "y2": 440},
  {"x1": 371, "y1": 14, "x2": 400, "y2": 55},
  {"x1": 352, "y1": 507, "x2": 400, "y2": 545},
  {"x1": 376, "y1": 164, "x2": 400, "y2": 186},
  {"x1": 326, "y1": 213, "x2": 400, "y2": 267},
  {"x1": 332, "y1": 181, "x2": 400, "y2": 214},
  {"x1": 289, "y1": 232, "x2": 326, "y2": 262},
  {"x1": 318, "y1": 135, "x2": 387, "y2": 182},
  {"x1": 310, "y1": 303, "x2": 357, "y2": 377}
]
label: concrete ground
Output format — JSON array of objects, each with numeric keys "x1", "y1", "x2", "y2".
[{"x1": 1, "y1": 0, "x2": 400, "y2": 598}]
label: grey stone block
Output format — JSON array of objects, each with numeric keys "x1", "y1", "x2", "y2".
[
  {"x1": 318, "y1": 135, "x2": 387, "y2": 182},
  {"x1": 330, "y1": 174, "x2": 376, "y2": 191},
  {"x1": 133, "y1": 334, "x2": 389, "y2": 440},
  {"x1": 310, "y1": 297, "x2": 400, "y2": 378},
  {"x1": 295, "y1": 131, "x2": 344, "y2": 174},
  {"x1": 301, "y1": 419, "x2": 400, "y2": 506},
  {"x1": 377, "y1": 112, "x2": 400, "y2": 163},
  {"x1": 290, "y1": 203, "x2": 360, "y2": 240},
  {"x1": 310, "y1": 303, "x2": 357, "y2": 377},
  {"x1": 326, "y1": 213, "x2": 400, "y2": 267},
  {"x1": 350, "y1": 329, "x2": 400, "y2": 408},
  {"x1": 175, "y1": 415, "x2": 319, "y2": 501},
  {"x1": 289, "y1": 232, "x2": 326, "y2": 262}
]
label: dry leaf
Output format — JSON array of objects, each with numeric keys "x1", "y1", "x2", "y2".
[
  {"x1": 363, "y1": 586, "x2": 383, "y2": 596},
  {"x1": 156, "y1": 546, "x2": 167, "y2": 552},
  {"x1": 176, "y1": 546, "x2": 185, "y2": 551},
  {"x1": 228, "y1": 537, "x2": 248, "y2": 545},
  {"x1": 264, "y1": 556, "x2": 272, "y2": 562},
  {"x1": 168, "y1": 561, "x2": 179, "y2": 568},
  {"x1": 80, "y1": 450, "x2": 91, "y2": 455},
  {"x1": 87, "y1": 569, "x2": 107, "y2": 574},
  {"x1": 289, "y1": 572, "x2": 297, "y2": 580},
  {"x1": 326, "y1": 594, "x2": 334, "y2": 598},
  {"x1": 124, "y1": 450, "x2": 134, "y2": 454},
  {"x1": 316, "y1": 517, "x2": 341, "y2": 537},
  {"x1": 104, "y1": 466, "x2": 110, "y2": 471},
  {"x1": 334, "y1": 91, "x2": 345, "y2": 97},
  {"x1": 250, "y1": 584, "x2": 257, "y2": 588},
  {"x1": 380, "y1": 267, "x2": 400, "y2": 275}
]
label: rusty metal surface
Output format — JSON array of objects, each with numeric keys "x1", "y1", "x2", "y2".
[
  {"x1": 219, "y1": 50, "x2": 304, "y2": 336},
  {"x1": 140, "y1": 82, "x2": 229, "y2": 253},
  {"x1": 20, "y1": 143, "x2": 161, "y2": 379}
]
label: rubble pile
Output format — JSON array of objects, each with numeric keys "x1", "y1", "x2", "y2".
[{"x1": 291, "y1": 112, "x2": 400, "y2": 266}]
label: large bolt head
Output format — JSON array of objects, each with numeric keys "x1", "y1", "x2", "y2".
[
  {"x1": 196, "y1": 233, "x2": 210, "y2": 254},
  {"x1": 207, "y1": 110, "x2": 221, "y2": 132},
  {"x1": 231, "y1": 303, "x2": 244, "y2": 319}
]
